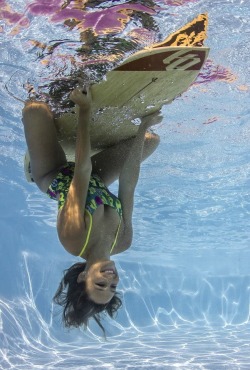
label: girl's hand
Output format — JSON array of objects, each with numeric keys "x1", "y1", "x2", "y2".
[{"x1": 70, "y1": 85, "x2": 92, "y2": 111}]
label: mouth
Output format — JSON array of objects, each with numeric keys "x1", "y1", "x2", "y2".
[
  {"x1": 101, "y1": 261, "x2": 117, "y2": 275},
  {"x1": 102, "y1": 268, "x2": 116, "y2": 274},
  {"x1": 100, "y1": 262, "x2": 119, "y2": 283},
  {"x1": 101, "y1": 261, "x2": 117, "y2": 274}
]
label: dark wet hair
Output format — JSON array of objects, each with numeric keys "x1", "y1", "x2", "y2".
[{"x1": 53, "y1": 262, "x2": 122, "y2": 333}]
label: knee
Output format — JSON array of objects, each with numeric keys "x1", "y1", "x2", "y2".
[
  {"x1": 22, "y1": 101, "x2": 53, "y2": 121},
  {"x1": 142, "y1": 132, "x2": 160, "y2": 160},
  {"x1": 145, "y1": 132, "x2": 160, "y2": 148}
]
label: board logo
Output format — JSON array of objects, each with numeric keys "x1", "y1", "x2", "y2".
[
  {"x1": 115, "y1": 48, "x2": 207, "y2": 72},
  {"x1": 163, "y1": 50, "x2": 201, "y2": 70}
]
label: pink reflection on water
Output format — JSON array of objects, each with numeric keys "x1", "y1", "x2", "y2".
[
  {"x1": 0, "y1": 0, "x2": 30, "y2": 34},
  {"x1": 157, "y1": 0, "x2": 197, "y2": 6},
  {"x1": 50, "y1": 4, "x2": 155, "y2": 35},
  {"x1": 196, "y1": 59, "x2": 237, "y2": 85},
  {"x1": 27, "y1": 3, "x2": 61, "y2": 15},
  {"x1": 1, "y1": 1, "x2": 155, "y2": 36},
  {"x1": 203, "y1": 116, "x2": 219, "y2": 125}
]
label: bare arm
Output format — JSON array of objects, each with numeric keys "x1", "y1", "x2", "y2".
[
  {"x1": 118, "y1": 117, "x2": 149, "y2": 235},
  {"x1": 118, "y1": 113, "x2": 162, "y2": 239},
  {"x1": 57, "y1": 87, "x2": 92, "y2": 250}
]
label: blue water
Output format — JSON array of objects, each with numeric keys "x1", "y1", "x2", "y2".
[{"x1": 1, "y1": 0, "x2": 250, "y2": 369}]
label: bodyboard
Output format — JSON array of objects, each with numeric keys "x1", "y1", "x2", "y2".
[
  {"x1": 55, "y1": 46, "x2": 209, "y2": 155},
  {"x1": 24, "y1": 13, "x2": 209, "y2": 182}
]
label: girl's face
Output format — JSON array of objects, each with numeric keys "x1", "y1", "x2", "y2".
[{"x1": 80, "y1": 260, "x2": 119, "y2": 304}]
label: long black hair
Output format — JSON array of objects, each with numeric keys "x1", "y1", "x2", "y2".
[{"x1": 53, "y1": 262, "x2": 122, "y2": 333}]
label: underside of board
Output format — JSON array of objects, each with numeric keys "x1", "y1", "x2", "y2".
[
  {"x1": 55, "y1": 46, "x2": 209, "y2": 155},
  {"x1": 25, "y1": 13, "x2": 209, "y2": 181}
]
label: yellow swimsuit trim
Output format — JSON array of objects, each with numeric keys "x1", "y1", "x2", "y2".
[
  {"x1": 78, "y1": 210, "x2": 122, "y2": 257},
  {"x1": 79, "y1": 210, "x2": 92, "y2": 257}
]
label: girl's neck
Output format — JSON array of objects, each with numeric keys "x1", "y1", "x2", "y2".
[{"x1": 85, "y1": 243, "x2": 111, "y2": 266}]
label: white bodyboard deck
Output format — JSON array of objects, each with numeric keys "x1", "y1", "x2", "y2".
[
  {"x1": 24, "y1": 13, "x2": 209, "y2": 181},
  {"x1": 55, "y1": 46, "x2": 209, "y2": 160}
]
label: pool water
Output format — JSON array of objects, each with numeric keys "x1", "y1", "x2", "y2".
[{"x1": 0, "y1": 0, "x2": 250, "y2": 369}]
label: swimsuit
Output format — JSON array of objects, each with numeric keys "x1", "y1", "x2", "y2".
[{"x1": 47, "y1": 162, "x2": 122, "y2": 256}]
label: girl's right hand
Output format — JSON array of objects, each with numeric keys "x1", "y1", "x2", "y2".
[{"x1": 70, "y1": 85, "x2": 92, "y2": 110}]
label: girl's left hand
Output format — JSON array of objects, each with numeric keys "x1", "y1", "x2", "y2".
[{"x1": 70, "y1": 85, "x2": 92, "y2": 111}]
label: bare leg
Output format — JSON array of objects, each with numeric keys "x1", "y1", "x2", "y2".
[
  {"x1": 91, "y1": 132, "x2": 160, "y2": 187},
  {"x1": 22, "y1": 101, "x2": 67, "y2": 192}
]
